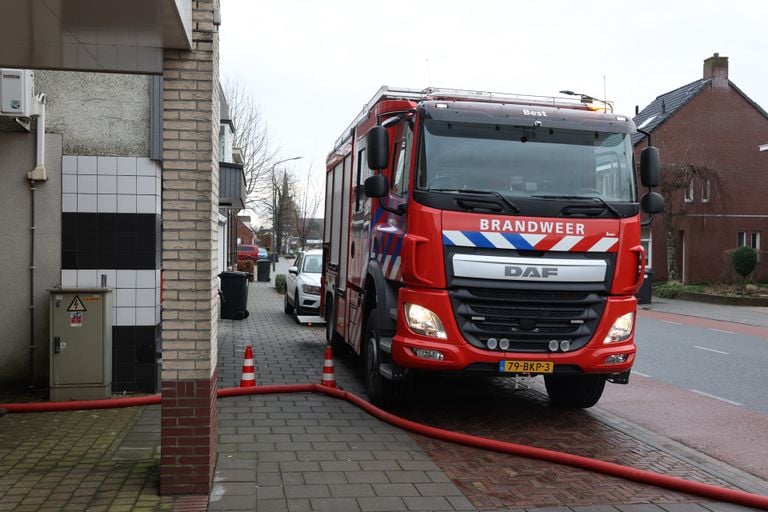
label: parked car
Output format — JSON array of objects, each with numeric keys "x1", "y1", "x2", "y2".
[
  {"x1": 237, "y1": 244, "x2": 259, "y2": 262},
  {"x1": 284, "y1": 249, "x2": 322, "y2": 316},
  {"x1": 258, "y1": 247, "x2": 269, "y2": 260}
]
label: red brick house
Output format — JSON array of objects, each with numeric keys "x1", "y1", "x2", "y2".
[
  {"x1": 633, "y1": 53, "x2": 768, "y2": 283},
  {"x1": 237, "y1": 215, "x2": 255, "y2": 245}
]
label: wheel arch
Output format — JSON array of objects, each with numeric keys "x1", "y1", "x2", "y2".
[{"x1": 365, "y1": 259, "x2": 398, "y2": 336}]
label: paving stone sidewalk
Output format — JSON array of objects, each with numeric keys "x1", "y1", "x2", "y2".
[
  {"x1": 0, "y1": 403, "x2": 175, "y2": 511},
  {"x1": 1, "y1": 260, "x2": 766, "y2": 512},
  {"x1": 210, "y1": 265, "x2": 766, "y2": 511}
]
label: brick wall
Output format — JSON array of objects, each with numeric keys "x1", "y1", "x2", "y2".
[
  {"x1": 236, "y1": 219, "x2": 254, "y2": 245},
  {"x1": 639, "y1": 84, "x2": 768, "y2": 282},
  {"x1": 160, "y1": 0, "x2": 221, "y2": 494}
]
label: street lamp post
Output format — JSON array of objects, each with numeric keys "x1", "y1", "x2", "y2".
[{"x1": 270, "y1": 156, "x2": 302, "y2": 271}]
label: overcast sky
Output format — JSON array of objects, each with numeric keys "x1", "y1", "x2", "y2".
[{"x1": 220, "y1": 0, "x2": 768, "y2": 224}]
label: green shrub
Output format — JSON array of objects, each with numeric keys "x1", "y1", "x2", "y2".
[
  {"x1": 654, "y1": 282, "x2": 686, "y2": 298},
  {"x1": 732, "y1": 246, "x2": 758, "y2": 278},
  {"x1": 653, "y1": 282, "x2": 707, "y2": 298},
  {"x1": 274, "y1": 274, "x2": 287, "y2": 293}
]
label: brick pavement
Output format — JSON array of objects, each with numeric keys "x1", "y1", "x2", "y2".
[
  {"x1": 0, "y1": 403, "x2": 175, "y2": 511},
  {"x1": 1, "y1": 261, "x2": 766, "y2": 511},
  {"x1": 212, "y1": 262, "x2": 473, "y2": 511},
  {"x1": 211, "y1": 267, "x2": 766, "y2": 511}
]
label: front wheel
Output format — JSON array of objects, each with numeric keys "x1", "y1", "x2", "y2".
[
  {"x1": 283, "y1": 291, "x2": 294, "y2": 315},
  {"x1": 364, "y1": 308, "x2": 409, "y2": 407},
  {"x1": 544, "y1": 374, "x2": 606, "y2": 409}
]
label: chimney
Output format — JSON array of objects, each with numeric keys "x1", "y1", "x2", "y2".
[{"x1": 703, "y1": 53, "x2": 729, "y2": 89}]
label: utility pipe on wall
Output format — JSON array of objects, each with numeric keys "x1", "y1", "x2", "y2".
[{"x1": 26, "y1": 93, "x2": 47, "y2": 385}]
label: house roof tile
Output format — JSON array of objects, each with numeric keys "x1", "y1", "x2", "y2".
[
  {"x1": 632, "y1": 77, "x2": 768, "y2": 146},
  {"x1": 631, "y1": 79, "x2": 709, "y2": 145}
]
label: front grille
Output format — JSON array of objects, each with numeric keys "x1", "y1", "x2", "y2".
[{"x1": 450, "y1": 288, "x2": 605, "y2": 353}]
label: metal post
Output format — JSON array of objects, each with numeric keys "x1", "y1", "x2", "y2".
[{"x1": 272, "y1": 170, "x2": 277, "y2": 271}]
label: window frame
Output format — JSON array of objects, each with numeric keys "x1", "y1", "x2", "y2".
[
  {"x1": 640, "y1": 226, "x2": 652, "y2": 269},
  {"x1": 389, "y1": 121, "x2": 413, "y2": 197},
  {"x1": 684, "y1": 181, "x2": 694, "y2": 203},
  {"x1": 701, "y1": 179, "x2": 711, "y2": 203}
]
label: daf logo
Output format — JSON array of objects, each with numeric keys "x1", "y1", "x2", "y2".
[{"x1": 504, "y1": 265, "x2": 559, "y2": 278}]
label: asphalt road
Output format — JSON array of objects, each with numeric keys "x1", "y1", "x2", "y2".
[{"x1": 633, "y1": 311, "x2": 768, "y2": 414}]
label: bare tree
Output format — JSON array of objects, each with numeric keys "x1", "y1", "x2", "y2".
[
  {"x1": 659, "y1": 161, "x2": 721, "y2": 281},
  {"x1": 291, "y1": 166, "x2": 323, "y2": 251},
  {"x1": 222, "y1": 78, "x2": 278, "y2": 201}
]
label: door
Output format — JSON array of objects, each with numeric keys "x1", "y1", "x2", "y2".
[{"x1": 287, "y1": 253, "x2": 302, "y2": 303}]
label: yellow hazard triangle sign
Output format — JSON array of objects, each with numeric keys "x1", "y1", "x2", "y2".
[{"x1": 67, "y1": 295, "x2": 87, "y2": 312}]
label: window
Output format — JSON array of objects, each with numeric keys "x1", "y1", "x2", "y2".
[
  {"x1": 640, "y1": 226, "x2": 652, "y2": 269},
  {"x1": 684, "y1": 181, "x2": 693, "y2": 203},
  {"x1": 416, "y1": 120, "x2": 636, "y2": 201},
  {"x1": 355, "y1": 148, "x2": 367, "y2": 212},
  {"x1": 390, "y1": 122, "x2": 413, "y2": 196},
  {"x1": 738, "y1": 231, "x2": 761, "y2": 261},
  {"x1": 701, "y1": 180, "x2": 711, "y2": 203}
]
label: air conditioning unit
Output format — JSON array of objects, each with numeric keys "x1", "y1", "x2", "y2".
[{"x1": 1, "y1": 69, "x2": 35, "y2": 118}]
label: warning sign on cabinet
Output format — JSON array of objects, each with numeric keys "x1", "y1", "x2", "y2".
[
  {"x1": 67, "y1": 296, "x2": 87, "y2": 312},
  {"x1": 70, "y1": 312, "x2": 83, "y2": 327}
]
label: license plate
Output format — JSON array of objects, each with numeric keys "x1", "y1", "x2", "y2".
[{"x1": 499, "y1": 360, "x2": 554, "y2": 374}]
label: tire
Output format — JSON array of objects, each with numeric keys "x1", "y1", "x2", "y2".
[
  {"x1": 294, "y1": 292, "x2": 301, "y2": 316},
  {"x1": 284, "y1": 291, "x2": 294, "y2": 315},
  {"x1": 325, "y1": 299, "x2": 345, "y2": 352},
  {"x1": 544, "y1": 374, "x2": 607, "y2": 409},
  {"x1": 363, "y1": 308, "x2": 409, "y2": 407}
]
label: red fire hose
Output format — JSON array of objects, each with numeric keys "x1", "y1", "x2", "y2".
[{"x1": 2, "y1": 384, "x2": 767, "y2": 510}]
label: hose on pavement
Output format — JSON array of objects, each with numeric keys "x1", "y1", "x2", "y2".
[{"x1": 2, "y1": 384, "x2": 767, "y2": 510}]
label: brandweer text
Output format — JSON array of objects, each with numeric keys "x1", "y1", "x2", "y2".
[{"x1": 479, "y1": 219, "x2": 585, "y2": 235}]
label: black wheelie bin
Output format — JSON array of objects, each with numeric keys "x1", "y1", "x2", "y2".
[
  {"x1": 219, "y1": 271, "x2": 249, "y2": 319},
  {"x1": 257, "y1": 258, "x2": 271, "y2": 282}
]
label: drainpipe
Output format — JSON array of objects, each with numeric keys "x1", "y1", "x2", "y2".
[{"x1": 26, "y1": 93, "x2": 47, "y2": 385}]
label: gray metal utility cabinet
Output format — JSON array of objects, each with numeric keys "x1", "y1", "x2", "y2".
[{"x1": 49, "y1": 288, "x2": 113, "y2": 401}]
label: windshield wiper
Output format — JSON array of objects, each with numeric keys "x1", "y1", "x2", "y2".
[
  {"x1": 429, "y1": 188, "x2": 520, "y2": 213},
  {"x1": 531, "y1": 194, "x2": 622, "y2": 218}
]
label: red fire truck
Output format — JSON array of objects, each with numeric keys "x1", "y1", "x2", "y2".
[{"x1": 322, "y1": 87, "x2": 663, "y2": 407}]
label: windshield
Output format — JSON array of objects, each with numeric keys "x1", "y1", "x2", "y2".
[
  {"x1": 416, "y1": 119, "x2": 636, "y2": 202},
  {"x1": 301, "y1": 254, "x2": 322, "y2": 274}
]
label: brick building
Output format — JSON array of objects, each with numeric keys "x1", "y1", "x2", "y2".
[
  {"x1": 236, "y1": 215, "x2": 255, "y2": 244},
  {"x1": 1, "y1": 1, "x2": 225, "y2": 493},
  {"x1": 633, "y1": 53, "x2": 768, "y2": 283}
]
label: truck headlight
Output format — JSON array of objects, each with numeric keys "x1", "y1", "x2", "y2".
[
  {"x1": 302, "y1": 284, "x2": 321, "y2": 295},
  {"x1": 404, "y1": 304, "x2": 447, "y2": 339},
  {"x1": 604, "y1": 312, "x2": 634, "y2": 343}
]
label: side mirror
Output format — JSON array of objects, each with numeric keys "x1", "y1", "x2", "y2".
[
  {"x1": 367, "y1": 126, "x2": 388, "y2": 170},
  {"x1": 640, "y1": 191, "x2": 664, "y2": 214},
  {"x1": 364, "y1": 174, "x2": 388, "y2": 198},
  {"x1": 288, "y1": 266, "x2": 298, "y2": 275},
  {"x1": 640, "y1": 146, "x2": 660, "y2": 187}
]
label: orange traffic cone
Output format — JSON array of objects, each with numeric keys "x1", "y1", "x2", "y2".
[
  {"x1": 321, "y1": 345, "x2": 336, "y2": 388},
  {"x1": 240, "y1": 345, "x2": 256, "y2": 387}
]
